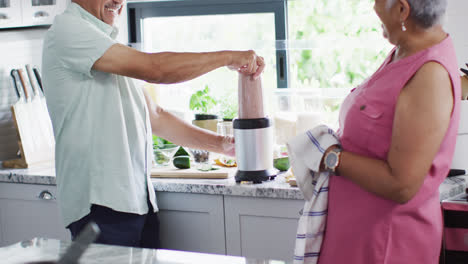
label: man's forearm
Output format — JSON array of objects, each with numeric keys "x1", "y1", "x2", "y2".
[
  {"x1": 146, "y1": 51, "x2": 230, "y2": 84},
  {"x1": 95, "y1": 44, "x2": 262, "y2": 84},
  {"x1": 150, "y1": 107, "x2": 225, "y2": 153}
]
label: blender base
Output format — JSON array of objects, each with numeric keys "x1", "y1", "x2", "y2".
[{"x1": 235, "y1": 169, "x2": 278, "y2": 184}]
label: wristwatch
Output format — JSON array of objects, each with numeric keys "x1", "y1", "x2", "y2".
[{"x1": 324, "y1": 148, "x2": 342, "y2": 173}]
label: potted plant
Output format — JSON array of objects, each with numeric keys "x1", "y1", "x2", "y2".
[
  {"x1": 217, "y1": 96, "x2": 236, "y2": 138},
  {"x1": 219, "y1": 96, "x2": 238, "y2": 121},
  {"x1": 189, "y1": 85, "x2": 219, "y2": 132}
]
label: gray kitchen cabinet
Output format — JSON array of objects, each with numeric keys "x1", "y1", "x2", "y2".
[
  {"x1": 0, "y1": 182, "x2": 70, "y2": 247},
  {"x1": 224, "y1": 196, "x2": 304, "y2": 261},
  {"x1": 156, "y1": 192, "x2": 226, "y2": 255},
  {"x1": 0, "y1": 181, "x2": 303, "y2": 260}
]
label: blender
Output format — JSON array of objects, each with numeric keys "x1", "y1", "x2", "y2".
[{"x1": 233, "y1": 73, "x2": 277, "y2": 183}]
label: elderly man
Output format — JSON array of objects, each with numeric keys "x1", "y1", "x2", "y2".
[{"x1": 42, "y1": 0, "x2": 264, "y2": 249}]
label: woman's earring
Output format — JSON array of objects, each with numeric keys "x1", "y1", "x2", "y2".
[{"x1": 401, "y1": 22, "x2": 407, "y2": 32}]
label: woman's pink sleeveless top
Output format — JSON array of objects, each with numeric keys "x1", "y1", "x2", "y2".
[{"x1": 319, "y1": 36, "x2": 461, "y2": 264}]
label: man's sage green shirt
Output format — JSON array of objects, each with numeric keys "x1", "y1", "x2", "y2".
[{"x1": 42, "y1": 3, "x2": 158, "y2": 227}]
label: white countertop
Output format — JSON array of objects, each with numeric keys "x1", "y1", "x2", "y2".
[
  {"x1": 0, "y1": 237, "x2": 289, "y2": 264},
  {"x1": 0, "y1": 162, "x2": 466, "y2": 201}
]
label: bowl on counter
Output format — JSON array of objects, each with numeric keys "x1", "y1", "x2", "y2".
[
  {"x1": 188, "y1": 148, "x2": 212, "y2": 171},
  {"x1": 153, "y1": 144, "x2": 180, "y2": 167}
]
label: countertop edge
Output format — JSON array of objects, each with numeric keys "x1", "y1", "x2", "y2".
[{"x1": 0, "y1": 169, "x2": 466, "y2": 201}]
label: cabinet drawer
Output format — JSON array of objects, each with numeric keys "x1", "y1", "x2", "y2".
[
  {"x1": 0, "y1": 1, "x2": 22, "y2": 28},
  {"x1": 225, "y1": 196, "x2": 304, "y2": 261},
  {"x1": 156, "y1": 192, "x2": 226, "y2": 255},
  {"x1": 0, "y1": 183, "x2": 58, "y2": 201},
  {"x1": 0, "y1": 183, "x2": 69, "y2": 247},
  {"x1": 22, "y1": 0, "x2": 66, "y2": 26}
]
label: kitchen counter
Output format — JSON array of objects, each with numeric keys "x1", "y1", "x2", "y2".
[
  {"x1": 0, "y1": 162, "x2": 467, "y2": 201},
  {"x1": 1, "y1": 237, "x2": 288, "y2": 264}
]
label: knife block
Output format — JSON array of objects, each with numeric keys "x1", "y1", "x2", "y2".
[{"x1": 2, "y1": 99, "x2": 55, "y2": 168}]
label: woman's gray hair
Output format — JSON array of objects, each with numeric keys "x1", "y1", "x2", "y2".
[{"x1": 386, "y1": 0, "x2": 447, "y2": 28}]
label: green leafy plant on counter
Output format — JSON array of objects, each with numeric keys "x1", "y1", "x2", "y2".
[
  {"x1": 189, "y1": 85, "x2": 218, "y2": 114},
  {"x1": 219, "y1": 96, "x2": 238, "y2": 120}
]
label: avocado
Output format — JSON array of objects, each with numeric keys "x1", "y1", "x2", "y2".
[
  {"x1": 173, "y1": 155, "x2": 191, "y2": 169},
  {"x1": 274, "y1": 157, "x2": 290, "y2": 171},
  {"x1": 174, "y1": 147, "x2": 189, "y2": 157}
]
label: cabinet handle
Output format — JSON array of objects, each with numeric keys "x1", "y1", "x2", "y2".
[
  {"x1": 0, "y1": 13, "x2": 8, "y2": 20},
  {"x1": 34, "y1": 11, "x2": 50, "y2": 18},
  {"x1": 38, "y1": 190, "x2": 55, "y2": 200}
]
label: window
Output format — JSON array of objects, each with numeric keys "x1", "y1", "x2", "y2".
[
  {"x1": 286, "y1": 0, "x2": 392, "y2": 128},
  {"x1": 127, "y1": 0, "x2": 287, "y2": 119},
  {"x1": 32, "y1": 0, "x2": 56, "y2": 6},
  {"x1": 127, "y1": 0, "x2": 392, "y2": 128},
  {"x1": 139, "y1": 12, "x2": 278, "y2": 117},
  {"x1": 0, "y1": 0, "x2": 10, "y2": 8}
]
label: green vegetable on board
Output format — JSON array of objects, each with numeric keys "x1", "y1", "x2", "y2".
[
  {"x1": 174, "y1": 147, "x2": 189, "y2": 157},
  {"x1": 173, "y1": 156, "x2": 191, "y2": 169},
  {"x1": 274, "y1": 157, "x2": 290, "y2": 172}
]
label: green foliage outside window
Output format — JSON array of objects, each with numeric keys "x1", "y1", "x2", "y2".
[
  {"x1": 144, "y1": 0, "x2": 393, "y2": 126},
  {"x1": 288, "y1": 0, "x2": 392, "y2": 89}
]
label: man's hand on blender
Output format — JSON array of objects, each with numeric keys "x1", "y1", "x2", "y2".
[{"x1": 227, "y1": 50, "x2": 265, "y2": 80}]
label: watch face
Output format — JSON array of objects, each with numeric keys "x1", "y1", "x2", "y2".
[{"x1": 326, "y1": 152, "x2": 338, "y2": 168}]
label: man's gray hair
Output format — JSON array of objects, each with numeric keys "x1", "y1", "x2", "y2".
[{"x1": 386, "y1": 0, "x2": 447, "y2": 28}]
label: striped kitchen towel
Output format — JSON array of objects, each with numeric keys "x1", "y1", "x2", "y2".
[{"x1": 286, "y1": 125, "x2": 340, "y2": 264}]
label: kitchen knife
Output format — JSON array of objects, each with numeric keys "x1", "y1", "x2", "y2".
[
  {"x1": 10, "y1": 69, "x2": 21, "y2": 99},
  {"x1": 23, "y1": 223, "x2": 100, "y2": 264},
  {"x1": 11, "y1": 69, "x2": 25, "y2": 101},
  {"x1": 10, "y1": 70, "x2": 25, "y2": 158},
  {"x1": 447, "y1": 169, "x2": 466, "y2": 177},
  {"x1": 26, "y1": 64, "x2": 41, "y2": 98},
  {"x1": 57, "y1": 222, "x2": 100, "y2": 264},
  {"x1": 17, "y1": 68, "x2": 41, "y2": 152},
  {"x1": 460, "y1": 68, "x2": 468, "y2": 76},
  {"x1": 17, "y1": 69, "x2": 31, "y2": 101},
  {"x1": 33, "y1": 67, "x2": 44, "y2": 95}
]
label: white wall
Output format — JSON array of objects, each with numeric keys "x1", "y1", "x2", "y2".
[
  {"x1": 0, "y1": 2, "x2": 129, "y2": 161},
  {"x1": 445, "y1": 0, "x2": 468, "y2": 69},
  {"x1": 0, "y1": 27, "x2": 47, "y2": 161}
]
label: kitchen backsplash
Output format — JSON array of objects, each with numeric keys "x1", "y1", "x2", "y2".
[
  {"x1": 0, "y1": 27, "x2": 48, "y2": 161},
  {"x1": 0, "y1": 3, "x2": 128, "y2": 162}
]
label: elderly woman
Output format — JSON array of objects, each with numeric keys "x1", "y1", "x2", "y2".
[{"x1": 317, "y1": 0, "x2": 460, "y2": 263}]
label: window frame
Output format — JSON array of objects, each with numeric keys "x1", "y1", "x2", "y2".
[{"x1": 127, "y1": 0, "x2": 290, "y2": 88}]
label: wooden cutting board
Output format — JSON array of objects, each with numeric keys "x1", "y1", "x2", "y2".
[{"x1": 151, "y1": 166, "x2": 234, "y2": 179}]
